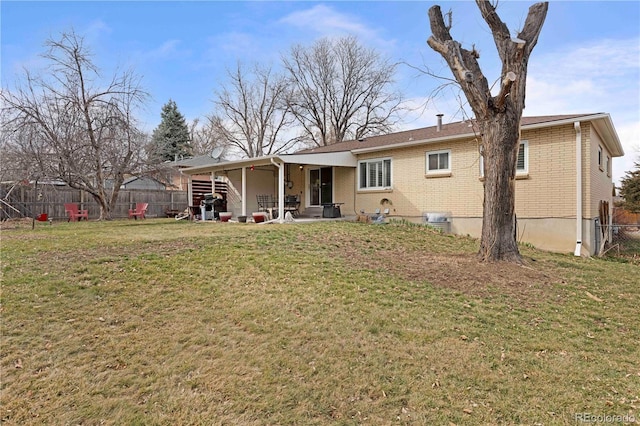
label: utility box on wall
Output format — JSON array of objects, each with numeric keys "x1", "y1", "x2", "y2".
[{"x1": 423, "y1": 211, "x2": 451, "y2": 233}]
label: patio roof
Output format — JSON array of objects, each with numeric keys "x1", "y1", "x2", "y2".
[{"x1": 181, "y1": 151, "x2": 357, "y2": 175}]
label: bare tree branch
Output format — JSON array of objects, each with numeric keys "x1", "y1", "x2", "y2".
[
  {"x1": 209, "y1": 62, "x2": 298, "y2": 158},
  {"x1": 1, "y1": 29, "x2": 148, "y2": 220},
  {"x1": 283, "y1": 35, "x2": 403, "y2": 146}
]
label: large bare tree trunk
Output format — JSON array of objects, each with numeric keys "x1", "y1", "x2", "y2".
[
  {"x1": 478, "y1": 114, "x2": 521, "y2": 262},
  {"x1": 427, "y1": 1, "x2": 548, "y2": 262}
]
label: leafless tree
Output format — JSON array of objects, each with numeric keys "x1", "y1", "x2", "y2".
[
  {"x1": 209, "y1": 63, "x2": 298, "y2": 158},
  {"x1": 188, "y1": 118, "x2": 223, "y2": 156},
  {"x1": 428, "y1": 1, "x2": 548, "y2": 263},
  {"x1": 283, "y1": 35, "x2": 403, "y2": 146},
  {"x1": 1, "y1": 30, "x2": 148, "y2": 220}
]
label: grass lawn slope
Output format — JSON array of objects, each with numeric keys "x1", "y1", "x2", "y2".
[{"x1": 1, "y1": 219, "x2": 638, "y2": 424}]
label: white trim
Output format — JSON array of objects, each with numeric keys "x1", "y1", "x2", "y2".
[
  {"x1": 307, "y1": 166, "x2": 335, "y2": 207},
  {"x1": 426, "y1": 149, "x2": 451, "y2": 174},
  {"x1": 351, "y1": 114, "x2": 623, "y2": 158},
  {"x1": 517, "y1": 140, "x2": 529, "y2": 174},
  {"x1": 597, "y1": 145, "x2": 603, "y2": 171},
  {"x1": 358, "y1": 157, "x2": 392, "y2": 191},
  {"x1": 182, "y1": 152, "x2": 357, "y2": 175}
]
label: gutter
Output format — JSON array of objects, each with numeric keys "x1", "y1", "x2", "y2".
[
  {"x1": 574, "y1": 121, "x2": 582, "y2": 256},
  {"x1": 351, "y1": 113, "x2": 620, "y2": 156}
]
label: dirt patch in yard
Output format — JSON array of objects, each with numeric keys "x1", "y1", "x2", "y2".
[{"x1": 341, "y1": 247, "x2": 560, "y2": 304}]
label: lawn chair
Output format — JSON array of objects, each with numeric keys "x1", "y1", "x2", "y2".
[
  {"x1": 257, "y1": 194, "x2": 277, "y2": 219},
  {"x1": 128, "y1": 202, "x2": 148, "y2": 220},
  {"x1": 284, "y1": 194, "x2": 300, "y2": 217},
  {"x1": 64, "y1": 203, "x2": 89, "y2": 222}
]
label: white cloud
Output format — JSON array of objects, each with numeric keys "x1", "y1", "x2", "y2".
[
  {"x1": 210, "y1": 31, "x2": 256, "y2": 54},
  {"x1": 278, "y1": 4, "x2": 395, "y2": 50},
  {"x1": 142, "y1": 39, "x2": 185, "y2": 61},
  {"x1": 524, "y1": 36, "x2": 640, "y2": 184},
  {"x1": 526, "y1": 37, "x2": 639, "y2": 118},
  {"x1": 280, "y1": 4, "x2": 374, "y2": 38},
  {"x1": 83, "y1": 19, "x2": 112, "y2": 43}
]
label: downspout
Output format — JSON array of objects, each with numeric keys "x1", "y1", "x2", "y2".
[
  {"x1": 574, "y1": 121, "x2": 582, "y2": 256},
  {"x1": 270, "y1": 158, "x2": 285, "y2": 223}
]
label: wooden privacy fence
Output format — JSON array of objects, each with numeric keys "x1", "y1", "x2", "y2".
[{"x1": 0, "y1": 183, "x2": 188, "y2": 221}]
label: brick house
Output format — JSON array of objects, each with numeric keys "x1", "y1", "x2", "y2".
[{"x1": 181, "y1": 113, "x2": 624, "y2": 256}]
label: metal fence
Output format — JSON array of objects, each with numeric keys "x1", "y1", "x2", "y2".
[
  {"x1": 596, "y1": 222, "x2": 640, "y2": 260},
  {"x1": 0, "y1": 183, "x2": 188, "y2": 221}
]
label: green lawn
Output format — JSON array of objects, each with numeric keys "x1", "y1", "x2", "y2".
[{"x1": 1, "y1": 219, "x2": 638, "y2": 425}]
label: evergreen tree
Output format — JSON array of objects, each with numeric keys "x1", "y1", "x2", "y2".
[
  {"x1": 150, "y1": 99, "x2": 192, "y2": 162},
  {"x1": 619, "y1": 161, "x2": 640, "y2": 213}
]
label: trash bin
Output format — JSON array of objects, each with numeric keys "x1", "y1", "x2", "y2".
[{"x1": 322, "y1": 203, "x2": 341, "y2": 218}]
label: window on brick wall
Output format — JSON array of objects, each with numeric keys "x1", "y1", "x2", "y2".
[
  {"x1": 426, "y1": 149, "x2": 451, "y2": 175},
  {"x1": 358, "y1": 157, "x2": 392, "y2": 190},
  {"x1": 598, "y1": 145, "x2": 603, "y2": 171},
  {"x1": 480, "y1": 140, "x2": 528, "y2": 177}
]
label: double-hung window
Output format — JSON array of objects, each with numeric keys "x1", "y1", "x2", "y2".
[
  {"x1": 480, "y1": 141, "x2": 528, "y2": 177},
  {"x1": 426, "y1": 149, "x2": 451, "y2": 175},
  {"x1": 358, "y1": 158, "x2": 392, "y2": 190},
  {"x1": 598, "y1": 145, "x2": 603, "y2": 171}
]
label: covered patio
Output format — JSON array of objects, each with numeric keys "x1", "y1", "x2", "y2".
[{"x1": 181, "y1": 152, "x2": 357, "y2": 223}]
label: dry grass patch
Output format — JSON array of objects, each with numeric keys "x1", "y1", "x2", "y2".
[{"x1": 1, "y1": 219, "x2": 638, "y2": 424}]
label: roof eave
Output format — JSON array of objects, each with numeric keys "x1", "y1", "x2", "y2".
[
  {"x1": 181, "y1": 151, "x2": 358, "y2": 175},
  {"x1": 352, "y1": 113, "x2": 624, "y2": 156},
  {"x1": 351, "y1": 132, "x2": 476, "y2": 154}
]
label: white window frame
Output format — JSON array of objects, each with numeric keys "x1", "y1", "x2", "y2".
[
  {"x1": 358, "y1": 157, "x2": 392, "y2": 190},
  {"x1": 425, "y1": 149, "x2": 451, "y2": 175},
  {"x1": 480, "y1": 140, "x2": 528, "y2": 177},
  {"x1": 598, "y1": 145, "x2": 603, "y2": 171}
]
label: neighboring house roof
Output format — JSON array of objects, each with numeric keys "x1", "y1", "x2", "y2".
[
  {"x1": 296, "y1": 113, "x2": 624, "y2": 157},
  {"x1": 172, "y1": 154, "x2": 225, "y2": 168},
  {"x1": 120, "y1": 176, "x2": 166, "y2": 190}
]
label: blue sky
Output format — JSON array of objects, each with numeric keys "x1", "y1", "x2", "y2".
[{"x1": 2, "y1": 1, "x2": 639, "y2": 182}]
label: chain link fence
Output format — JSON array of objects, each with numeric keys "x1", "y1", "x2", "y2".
[{"x1": 598, "y1": 223, "x2": 640, "y2": 262}]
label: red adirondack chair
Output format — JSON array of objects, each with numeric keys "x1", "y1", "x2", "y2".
[
  {"x1": 64, "y1": 203, "x2": 89, "y2": 222},
  {"x1": 128, "y1": 202, "x2": 148, "y2": 220}
]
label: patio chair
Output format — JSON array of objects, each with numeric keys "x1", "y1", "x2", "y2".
[
  {"x1": 128, "y1": 202, "x2": 148, "y2": 220},
  {"x1": 64, "y1": 203, "x2": 89, "y2": 222},
  {"x1": 257, "y1": 194, "x2": 278, "y2": 219},
  {"x1": 284, "y1": 194, "x2": 300, "y2": 217},
  {"x1": 256, "y1": 194, "x2": 271, "y2": 212}
]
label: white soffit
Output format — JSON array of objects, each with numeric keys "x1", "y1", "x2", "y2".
[{"x1": 280, "y1": 152, "x2": 357, "y2": 167}]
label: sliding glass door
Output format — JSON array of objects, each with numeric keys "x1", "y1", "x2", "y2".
[{"x1": 309, "y1": 167, "x2": 333, "y2": 206}]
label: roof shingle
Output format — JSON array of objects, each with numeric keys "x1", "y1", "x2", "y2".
[{"x1": 295, "y1": 114, "x2": 601, "y2": 154}]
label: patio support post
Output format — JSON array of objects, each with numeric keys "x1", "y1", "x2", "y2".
[
  {"x1": 210, "y1": 172, "x2": 215, "y2": 196},
  {"x1": 241, "y1": 166, "x2": 247, "y2": 217},
  {"x1": 187, "y1": 176, "x2": 193, "y2": 212},
  {"x1": 270, "y1": 158, "x2": 285, "y2": 223}
]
